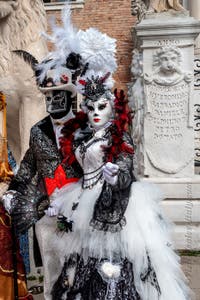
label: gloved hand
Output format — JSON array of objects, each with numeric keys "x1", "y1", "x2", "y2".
[
  {"x1": 45, "y1": 205, "x2": 59, "y2": 217},
  {"x1": 2, "y1": 190, "x2": 18, "y2": 213},
  {"x1": 44, "y1": 199, "x2": 61, "y2": 217},
  {"x1": 102, "y1": 162, "x2": 119, "y2": 186}
]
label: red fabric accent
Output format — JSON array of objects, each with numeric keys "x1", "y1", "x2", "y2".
[
  {"x1": 100, "y1": 72, "x2": 111, "y2": 83},
  {"x1": 0, "y1": 203, "x2": 26, "y2": 279},
  {"x1": 104, "y1": 89, "x2": 134, "y2": 162},
  {"x1": 79, "y1": 79, "x2": 86, "y2": 85},
  {"x1": 61, "y1": 74, "x2": 69, "y2": 83},
  {"x1": 60, "y1": 112, "x2": 88, "y2": 166},
  {"x1": 27, "y1": 296, "x2": 34, "y2": 300},
  {"x1": 20, "y1": 295, "x2": 33, "y2": 300},
  {"x1": 44, "y1": 165, "x2": 79, "y2": 196}
]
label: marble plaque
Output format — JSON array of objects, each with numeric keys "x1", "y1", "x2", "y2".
[{"x1": 144, "y1": 46, "x2": 194, "y2": 176}]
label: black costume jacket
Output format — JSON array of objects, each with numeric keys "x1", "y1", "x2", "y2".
[
  {"x1": 9, "y1": 116, "x2": 82, "y2": 232},
  {"x1": 90, "y1": 131, "x2": 135, "y2": 233}
]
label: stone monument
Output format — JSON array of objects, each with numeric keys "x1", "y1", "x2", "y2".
[
  {"x1": 130, "y1": 0, "x2": 200, "y2": 250},
  {"x1": 189, "y1": 1, "x2": 200, "y2": 174},
  {"x1": 144, "y1": 46, "x2": 193, "y2": 177}
]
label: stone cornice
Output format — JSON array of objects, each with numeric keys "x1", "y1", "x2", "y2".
[{"x1": 44, "y1": 0, "x2": 84, "y2": 11}]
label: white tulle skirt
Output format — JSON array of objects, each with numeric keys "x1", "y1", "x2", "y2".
[{"x1": 36, "y1": 180, "x2": 191, "y2": 300}]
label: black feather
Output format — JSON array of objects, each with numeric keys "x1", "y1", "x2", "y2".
[
  {"x1": 12, "y1": 50, "x2": 38, "y2": 70},
  {"x1": 51, "y1": 260, "x2": 70, "y2": 300},
  {"x1": 66, "y1": 52, "x2": 82, "y2": 70},
  {"x1": 80, "y1": 62, "x2": 89, "y2": 77}
]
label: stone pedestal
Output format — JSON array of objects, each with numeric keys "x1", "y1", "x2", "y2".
[
  {"x1": 188, "y1": 0, "x2": 200, "y2": 174},
  {"x1": 134, "y1": 11, "x2": 200, "y2": 249},
  {"x1": 142, "y1": 176, "x2": 200, "y2": 250},
  {"x1": 136, "y1": 11, "x2": 200, "y2": 178}
]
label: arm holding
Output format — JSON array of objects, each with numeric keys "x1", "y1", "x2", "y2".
[
  {"x1": 90, "y1": 132, "x2": 135, "y2": 232},
  {"x1": 103, "y1": 131, "x2": 135, "y2": 188}
]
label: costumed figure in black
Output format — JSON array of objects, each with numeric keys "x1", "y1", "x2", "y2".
[
  {"x1": 40, "y1": 28, "x2": 190, "y2": 300},
  {"x1": 2, "y1": 6, "x2": 83, "y2": 300}
]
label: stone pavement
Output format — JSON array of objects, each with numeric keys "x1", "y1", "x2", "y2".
[
  {"x1": 181, "y1": 256, "x2": 200, "y2": 300},
  {"x1": 28, "y1": 256, "x2": 200, "y2": 300}
]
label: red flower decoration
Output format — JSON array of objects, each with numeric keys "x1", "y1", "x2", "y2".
[
  {"x1": 79, "y1": 79, "x2": 86, "y2": 85},
  {"x1": 61, "y1": 74, "x2": 69, "y2": 83},
  {"x1": 103, "y1": 89, "x2": 134, "y2": 162},
  {"x1": 60, "y1": 112, "x2": 88, "y2": 166}
]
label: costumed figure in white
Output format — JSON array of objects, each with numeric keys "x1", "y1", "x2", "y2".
[{"x1": 40, "y1": 29, "x2": 190, "y2": 300}]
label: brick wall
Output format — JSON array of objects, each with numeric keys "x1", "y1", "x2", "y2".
[{"x1": 46, "y1": 0, "x2": 137, "y2": 93}]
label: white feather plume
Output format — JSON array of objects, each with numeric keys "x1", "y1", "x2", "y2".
[
  {"x1": 36, "y1": 3, "x2": 82, "y2": 83},
  {"x1": 37, "y1": 5, "x2": 117, "y2": 91},
  {"x1": 47, "y1": 4, "x2": 81, "y2": 64},
  {"x1": 76, "y1": 28, "x2": 117, "y2": 96},
  {"x1": 79, "y1": 28, "x2": 117, "y2": 73}
]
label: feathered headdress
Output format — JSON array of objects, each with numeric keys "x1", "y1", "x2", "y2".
[
  {"x1": 36, "y1": 5, "x2": 84, "y2": 94},
  {"x1": 77, "y1": 28, "x2": 117, "y2": 101},
  {"x1": 13, "y1": 4, "x2": 83, "y2": 95}
]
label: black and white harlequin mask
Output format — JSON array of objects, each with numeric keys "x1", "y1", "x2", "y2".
[
  {"x1": 38, "y1": 66, "x2": 76, "y2": 117},
  {"x1": 45, "y1": 90, "x2": 71, "y2": 114}
]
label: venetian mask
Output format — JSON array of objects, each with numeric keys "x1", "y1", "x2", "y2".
[
  {"x1": 45, "y1": 90, "x2": 72, "y2": 119},
  {"x1": 86, "y1": 96, "x2": 113, "y2": 130}
]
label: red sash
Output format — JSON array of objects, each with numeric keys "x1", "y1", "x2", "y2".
[{"x1": 44, "y1": 164, "x2": 79, "y2": 196}]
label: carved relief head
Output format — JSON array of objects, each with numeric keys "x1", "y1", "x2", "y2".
[
  {"x1": 0, "y1": 1, "x2": 18, "y2": 19},
  {"x1": 131, "y1": 0, "x2": 148, "y2": 23},
  {"x1": 153, "y1": 46, "x2": 182, "y2": 74}
]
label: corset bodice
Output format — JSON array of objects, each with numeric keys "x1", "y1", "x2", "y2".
[{"x1": 75, "y1": 127, "x2": 109, "y2": 188}]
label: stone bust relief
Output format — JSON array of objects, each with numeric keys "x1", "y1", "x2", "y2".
[{"x1": 145, "y1": 46, "x2": 192, "y2": 86}]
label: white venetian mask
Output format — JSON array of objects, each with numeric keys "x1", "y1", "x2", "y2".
[{"x1": 86, "y1": 97, "x2": 113, "y2": 130}]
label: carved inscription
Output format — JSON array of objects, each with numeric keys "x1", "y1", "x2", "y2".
[
  {"x1": 145, "y1": 81, "x2": 193, "y2": 175},
  {"x1": 147, "y1": 82, "x2": 188, "y2": 142},
  {"x1": 144, "y1": 46, "x2": 194, "y2": 176},
  {"x1": 155, "y1": 40, "x2": 180, "y2": 47}
]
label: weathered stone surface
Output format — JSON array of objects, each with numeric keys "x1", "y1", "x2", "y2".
[
  {"x1": 181, "y1": 256, "x2": 200, "y2": 300},
  {"x1": 149, "y1": 0, "x2": 185, "y2": 13},
  {"x1": 135, "y1": 13, "x2": 200, "y2": 177},
  {"x1": 144, "y1": 49, "x2": 193, "y2": 176},
  {"x1": 0, "y1": 0, "x2": 47, "y2": 163},
  {"x1": 131, "y1": 12, "x2": 200, "y2": 251}
]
